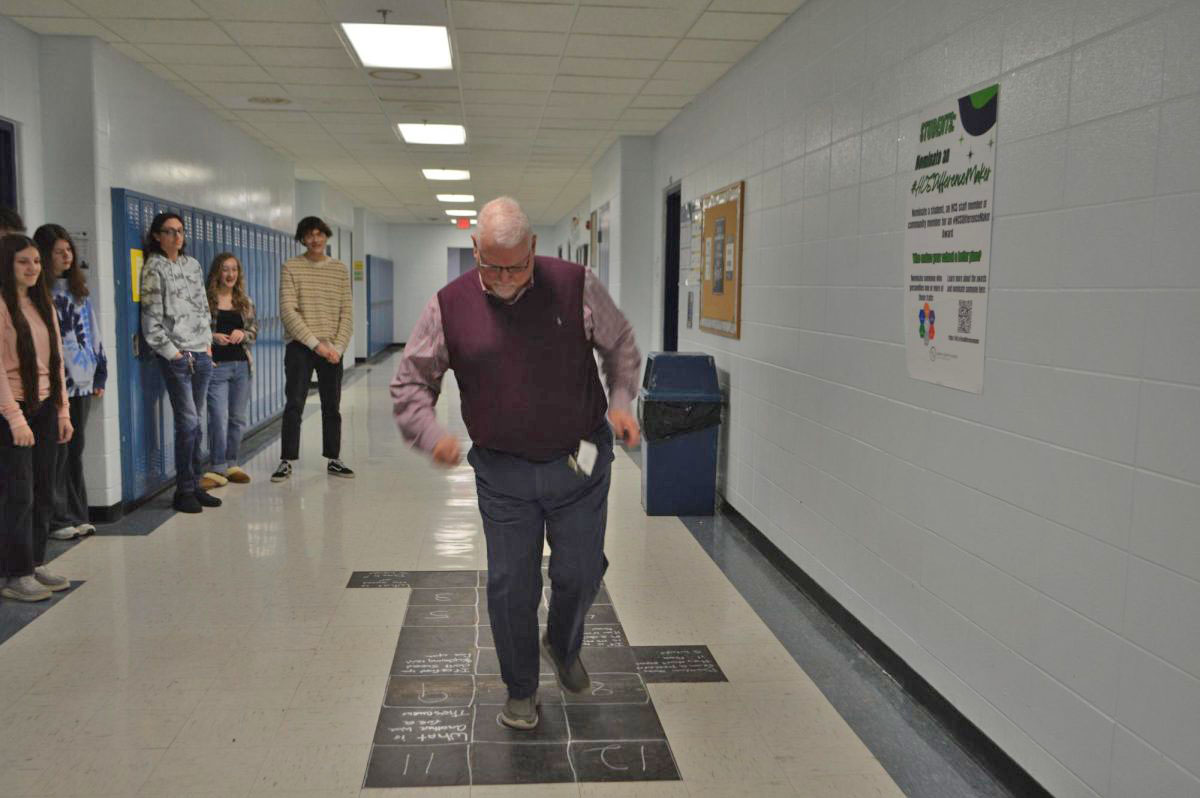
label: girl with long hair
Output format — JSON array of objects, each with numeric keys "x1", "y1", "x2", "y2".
[
  {"x1": 139, "y1": 212, "x2": 219, "y2": 513},
  {"x1": 204, "y1": 252, "x2": 257, "y2": 485},
  {"x1": 34, "y1": 224, "x2": 106, "y2": 540},
  {"x1": 0, "y1": 235, "x2": 73, "y2": 602}
]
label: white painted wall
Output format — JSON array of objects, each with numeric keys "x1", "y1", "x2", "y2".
[
  {"x1": 389, "y1": 223, "x2": 556, "y2": 342},
  {"x1": 623, "y1": 0, "x2": 1200, "y2": 796},
  {"x1": 0, "y1": 16, "x2": 43, "y2": 229}
]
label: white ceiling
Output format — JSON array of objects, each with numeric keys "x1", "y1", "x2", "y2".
[{"x1": 5, "y1": 0, "x2": 805, "y2": 224}]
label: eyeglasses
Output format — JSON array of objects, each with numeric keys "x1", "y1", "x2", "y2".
[
  {"x1": 477, "y1": 249, "x2": 532, "y2": 276},
  {"x1": 159, "y1": 228, "x2": 185, "y2": 237}
]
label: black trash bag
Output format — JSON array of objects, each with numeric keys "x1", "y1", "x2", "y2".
[{"x1": 638, "y1": 397, "x2": 723, "y2": 443}]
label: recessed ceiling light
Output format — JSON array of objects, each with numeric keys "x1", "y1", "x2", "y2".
[
  {"x1": 341, "y1": 23, "x2": 452, "y2": 70},
  {"x1": 423, "y1": 169, "x2": 470, "y2": 181},
  {"x1": 398, "y1": 123, "x2": 466, "y2": 145},
  {"x1": 445, "y1": 209, "x2": 477, "y2": 217},
  {"x1": 437, "y1": 194, "x2": 475, "y2": 202}
]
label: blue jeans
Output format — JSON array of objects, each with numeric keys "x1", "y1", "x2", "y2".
[
  {"x1": 207, "y1": 360, "x2": 251, "y2": 470},
  {"x1": 468, "y1": 425, "x2": 614, "y2": 700},
  {"x1": 159, "y1": 351, "x2": 213, "y2": 495}
]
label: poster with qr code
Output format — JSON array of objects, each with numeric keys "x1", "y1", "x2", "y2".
[{"x1": 903, "y1": 84, "x2": 998, "y2": 394}]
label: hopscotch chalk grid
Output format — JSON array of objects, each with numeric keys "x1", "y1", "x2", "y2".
[{"x1": 347, "y1": 569, "x2": 727, "y2": 788}]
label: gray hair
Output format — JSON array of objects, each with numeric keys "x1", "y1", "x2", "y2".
[{"x1": 477, "y1": 196, "x2": 532, "y2": 249}]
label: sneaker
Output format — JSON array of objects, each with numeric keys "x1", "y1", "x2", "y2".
[
  {"x1": 327, "y1": 459, "x2": 355, "y2": 479},
  {"x1": 49, "y1": 526, "x2": 79, "y2": 541},
  {"x1": 173, "y1": 492, "x2": 202, "y2": 513},
  {"x1": 225, "y1": 466, "x2": 251, "y2": 484},
  {"x1": 541, "y1": 633, "x2": 590, "y2": 693},
  {"x1": 76, "y1": 523, "x2": 96, "y2": 537},
  {"x1": 33, "y1": 566, "x2": 70, "y2": 592},
  {"x1": 271, "y1": 460, "x2": 292, "y2": 483},
  {"x1": 498, "y1": 693, "x2": 539, "y2": 730},
  {"x1": 195, "y1": 490, "x2": 222, "y2": 508},
  {"x1": 1, "y1": 575, "x2": 52, "y2": 602},
  {"x1": 202, "y1": 470, "x2": 229, "y2": 487}
]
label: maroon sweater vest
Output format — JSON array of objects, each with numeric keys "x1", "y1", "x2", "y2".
[{"x1": 438, "y1": 256, "x2": 608, "y2": 461}]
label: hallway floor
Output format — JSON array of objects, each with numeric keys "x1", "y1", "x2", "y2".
[{"x1": 1, "y1": 352, "x2": 919, "y2": 797}]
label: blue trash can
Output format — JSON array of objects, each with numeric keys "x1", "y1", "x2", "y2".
[{"x1": 638, "y1": 353, "x2": 723, "y2": 516}]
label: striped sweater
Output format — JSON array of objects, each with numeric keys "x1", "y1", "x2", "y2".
[{"x1": 279, "y1": 255, "x2": 353, "y2": 353}]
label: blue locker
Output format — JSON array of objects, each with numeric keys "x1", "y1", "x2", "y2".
[{"x1": 111, "y1": 189, "x2": 290, "y2": 503}]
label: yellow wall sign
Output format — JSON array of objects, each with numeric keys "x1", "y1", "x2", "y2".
[
  {"x1": 130, "y1": 248, "x2": 144, "y2": 302},
  {"x1": 353, "y1": 260, "x2": 364, "y2": 282}
]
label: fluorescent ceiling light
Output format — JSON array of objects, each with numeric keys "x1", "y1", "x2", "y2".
[
  {"x1": 398, "y1": 123, "x2": 465, "y2": 145},
  {"x1": 445, "y1": 209, "x2": 477, "y2": 217},
  {"x1": 423, "y1": 169, "x2": 470, "y2": 181},
  {"x1": 437, "y1": 193, "x2": 475, "y2": 202},
  {"x1": 340, "y1": 23, "x2": 452, "y2": 70}
]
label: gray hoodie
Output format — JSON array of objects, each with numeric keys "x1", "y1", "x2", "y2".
[{"x1": 139, "y1": 253, "x2": 212, "y2": 360}]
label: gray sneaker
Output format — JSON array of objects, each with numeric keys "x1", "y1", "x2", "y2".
[
  {"x1": 2, "y1": 575, "x2": 52, "y2": 602},
  {"x1": 34, "y1": 566, "x2": 70, "y2": 592},
  {"x1": 541, "y1": 634, "x2": 590, "y2": 693},
  {"x1": 498, "y1": 693, "x2": 539, "y2": 730},
  {"x1": 49, "y1": 526, "x2": 78, "y2": 540}
]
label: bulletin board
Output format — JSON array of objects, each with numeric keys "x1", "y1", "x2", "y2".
[{"x1": 698, "y1": 181, "x2": 744, "y2": 338}]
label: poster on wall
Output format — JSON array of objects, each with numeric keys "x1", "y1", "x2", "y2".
[
  {"x1": 904, "y1": 84, "x2": 998, "y2": 394},
  {"x1": 698, "y1": 181, "x2": 744, "y2": 339}
]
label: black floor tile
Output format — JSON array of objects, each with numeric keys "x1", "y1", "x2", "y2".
[
  {"x1": 408, "y1": 587, "x2": 478, "y2": 605},
  {"x1": 632, "y1": 645, "x2": 727, "y2": 683},
  {"x1": 565, "y1": 703, "x2": 666, "y2": 742},
  {"x1": 385, "y1": 675, "x2": 477, "y2": 708},
  {"x1": 579, "y1": 645, "x2": 639, "y2": 674},
  {"x1": 583, "y1": 604, "x2": 620, "y2": 625},
  {"x1": 582, "y1": 624, "x2": 629, "y2": 648},
  {"x1": 364, "y1": 744, "x2": 470, "y2": 788},
  {"x1": 375, "y1": 706, "x2": 472, "y2": 745},
  {"x1": 569, "y1": 739, "x2": 680, "y2": 782},
  {"x1": 562, "y1": 673, "x2": 649, "y2": 706},
  {"x1": 469, "y1": 742, "x2": 575, "y2": 785},
  {"x1": 348, "y1": 570, "x2": 478, "y2": 588},
  {"x1": 402, "y1": 604, "x2": 479, "y2": 627},
  {"x1": 472, "y1": 702, "x2": 570, "y2": 744},
  {"x1": 475, "y1": 674, "x2": 564, "y2": 706},
  {"x1": 0, "y1": 580, "x2": 84, "y2": 646}
]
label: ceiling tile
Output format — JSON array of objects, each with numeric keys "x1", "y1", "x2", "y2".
[
  {"x1": 630, "y1": 94, "x2": 692, "y2": 109},
  {"x1": 265, "y1": 66, "x2": 366, "y2": 86},
  {"x1": 621, "y1": 108, "x2": 679, "y2": 122},
  {"x1": 224, "y1": 22, "x2": 342, "y2": 48},
  {"x1": 251, "y1": 47, "x2": 357, "y2": 68},
  {"x1": 565, "y1": 34, "x2": 676, "y2": 60},
  {"x1": 461, "y1": 72, "x2": 555, "y2": 91},
  {"x1": 285, "y1": 83, "x2": 376, "y2": 100},
  {"x1": 324, "y1": 0, "x2": 447, "y2": 25},
  {"x1": 193, "y1": 81, "x2": 287, "y2": 98},
  {"x1": 101, "y1": 19, "x2": 233, "y2": 43},
  {"x1": 138, "y1": 43, "x2": 256, "y2": 65},
  {"x1": 655, "y1": 60, "x2": 731, "y2": 82},
  {"x1": 143, "y1": 63, "x2": 182, "y2": 81},
  {"x1": 709, "y1": 0, "x2": 805, "y2": 12},
  {"x1": 193, "y1": 0, "x2": 328, "y2": 21},
  {"x1": 558, "y1": 57, "x2": 659, "y2": 79},
  {"x1": 571, "y1": 6, "x2": 698, "y2": 37},
  {"x1": 171, "y1": 64, "x2": 274, "y2": 83},
  {"x1": 451, "y1": 1, "x2": 575, "y2": 32},
  {"x1": 553, "y1": 75, "x2": 645, "y2": 94},
  {"x1": 547, "y1": 92, "x2": 630, "y2": 111},
  {"x1": 235, "y1": 110, "x2": 314, "y2": 124},
  {"x1": 542, "y1": 105, "x2": 622, "y2": 121},
  {"x1": 459, "y1": 53, "x2": 559, "y2": 75},
  {"x1": 461, "y1": 89, "x2": 546, "y2": 106},
  {"x1": 110, "y1": 42, "x2": 154, "y2": 62},
  {"x1": 669, "y1": 37, "x2": 757, "y2": 62},
  {"x1": 70, "y1": 0, "x2": 207, "y2": 18},
  {"x1": 373, "y1": 87, "x2": 461, "y2": 103},
  {"x1": 642, "y1": 75, "x2": 716, "y2": 94},
  {"x1": 11, "y1": 17, "x2": 123, "y2": 41},
  {"x1": 689, "y1": 12, "x2": 788, "y2": 40},
  {"x1": 0, "y1": 1, "x2": 83, "y2": 16},
  {"x1": 455, "y1": 30, "x2": 566, "y2": 56}
]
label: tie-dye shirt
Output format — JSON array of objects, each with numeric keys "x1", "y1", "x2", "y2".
[{"x1": 52, "y1": 278, "x2": 108, "y2": 397}]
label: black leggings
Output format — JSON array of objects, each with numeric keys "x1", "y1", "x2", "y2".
[{"x1": 0, "y1": 402, "x2": 59, "y2": 577}]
